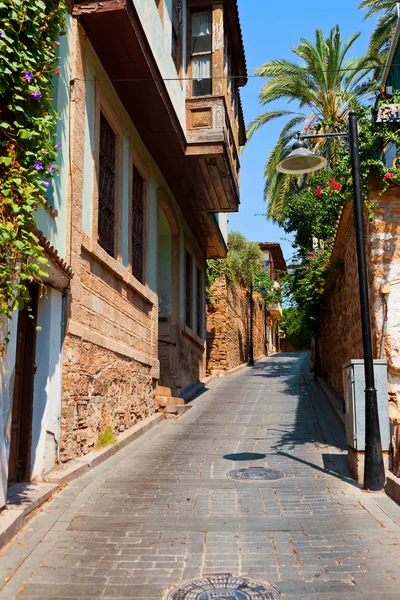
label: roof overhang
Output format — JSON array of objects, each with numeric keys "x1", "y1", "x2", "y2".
[{"x1": 382, "y1": 17, "x2": 400, "y2": 86}]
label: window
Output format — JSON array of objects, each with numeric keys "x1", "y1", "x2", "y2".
[
  {"x1": 191, "y1": 11, "x2": 212, "y2": 97},
  {"x1": 185, "y1": 251, "x2": 193, "y2": 328},
  {"x1": 172, "y1": 0, "x2": 182, "y2": 71},
  {"x1": 196, "y1": 267, "x2": 202, "y2": 337},
  {"x1": 98, "y1": 113, "x2": 116, "y2": 257},
  {"x1": 154, "y1": 0, "x2": 163, "y2": 20},
  {"x1": 131, "y1": 164, "x2": 145, "y2": 283}
]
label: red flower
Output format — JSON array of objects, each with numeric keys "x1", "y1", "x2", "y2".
[
  {"x1": 315, "y1": 185, "x2": 322, "y2": 199},
  {"x1": 334, "y1": 182, "x2": 341, "y2": 191},
  {"x1": 384, "y1": 172, "x2": 395, "y2": 181},
  {"x1": 327, "y1": 178, "x2": 341, "y2": 191}
]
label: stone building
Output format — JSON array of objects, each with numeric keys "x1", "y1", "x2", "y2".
[
  {"x1": 206, "y1": 242, "x2": 286, "y2": 375},
  {"x1": 259, "y1": 242, "x2": 286, "y2": 354},
  {"x1": 0, "y1": 0, "x2": 247, "y2": 506}
]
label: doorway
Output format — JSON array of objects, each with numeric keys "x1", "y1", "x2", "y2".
[{"x1": 8, "y1": 285, "x2": 39, "y2": 486}]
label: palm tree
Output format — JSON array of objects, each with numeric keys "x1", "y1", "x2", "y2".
[
  {"x1": 359, "y1": 1, "x2": 398, "y2": 57},
  {"x1": 247, "y1": 26, "x2": 381, "y2": 221}
]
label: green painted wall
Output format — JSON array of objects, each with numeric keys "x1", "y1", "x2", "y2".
[
  {"x1": 387, "y1": 42, "x2": 400, "y2": 90},
  {"x1": 34, "y1": 15, "x2": 72, "y2": 258}
]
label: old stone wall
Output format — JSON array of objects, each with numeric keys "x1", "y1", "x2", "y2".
[
  {"x1": 206, "y1": 276, "x2": 267, "y2": 375},
  {"x1": 319, "y1": 201, "x2": 373, "y2": 395},
  {"x1": 319, "y1": 180, "x2": 400, "y2": 471},
  {"x1": 61, "y1": 335, "x2": 157, "y2": 461},
  {"x1": 320, "y1": 181, "x2": 400, "y2": 409}
]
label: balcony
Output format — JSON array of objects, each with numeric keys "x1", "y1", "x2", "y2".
[
  {"x1": 185, "y1": 95, "x2": 241, "y2": 213},
  {"x1": 268, "y1": 303, "x2": 283, "y2": 319}
]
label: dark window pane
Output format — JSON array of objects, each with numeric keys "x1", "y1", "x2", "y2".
[
  {"x1": 196, "y1": 267, "x2": 202, "y2": 337},
  {"x1": 192, "y1": 12, "x2": 212, "y2": 53},
  {"x1": 132, "y1": 164, "x2": 144, "y2": 283},
  {"x1": 185, "y1": 251, "x2": 192, "y2": 328},
  {"x1": 192, "y1": 56, "x2": 212, "y2": 97},
  {"x1": 98, "y1": 113, "x2": 116, "y2": 257}
]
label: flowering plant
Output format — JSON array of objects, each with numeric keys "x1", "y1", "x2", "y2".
[{"x1": 0, "y1": 0, "x2": 67, "y2": 351}]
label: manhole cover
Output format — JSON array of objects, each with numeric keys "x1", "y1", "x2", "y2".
[
  {"x1": 226, "y1": 467, "x2": 285, "y2": 482},
  {"x1": 166, "y1": 574, "x2": 281, "y2": 599}
]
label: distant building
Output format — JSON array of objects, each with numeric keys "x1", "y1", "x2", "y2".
[{"x1": 259, "y1": 242, "x2": 287, "y2": 354}]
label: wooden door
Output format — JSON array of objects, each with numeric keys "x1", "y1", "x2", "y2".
[{"x1": 8, "y1": 285, "x2": 38, "y2": 486}]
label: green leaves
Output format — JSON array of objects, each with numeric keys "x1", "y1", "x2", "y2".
[{"x1": 0, "y1": 0, "x2": 67, "y2": 353}]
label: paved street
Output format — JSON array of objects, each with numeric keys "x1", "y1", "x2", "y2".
[{"x1": 1, "y1": 353, "x2": 400, "y2": 599}]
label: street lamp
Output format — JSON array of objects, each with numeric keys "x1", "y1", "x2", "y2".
[{"x1": 276, "y1": 110, "x2": 385, "y2": 492}]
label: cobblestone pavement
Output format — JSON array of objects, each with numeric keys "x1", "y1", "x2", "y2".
[{"x1": 1, "y1": 353, "x2": 400, "y2": 599}]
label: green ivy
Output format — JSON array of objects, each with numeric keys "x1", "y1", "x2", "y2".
[{"x1": 0, "y1": 0, "x2": 67, "y2": 351}]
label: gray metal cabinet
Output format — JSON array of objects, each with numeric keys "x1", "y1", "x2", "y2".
[{"x1": 343, "y1": 360, "x2": 390, "y2": 451}]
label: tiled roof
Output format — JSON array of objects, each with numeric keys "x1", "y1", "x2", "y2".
[{"x1": 36, "y1": 231, "x2": 74, "y2": 278}]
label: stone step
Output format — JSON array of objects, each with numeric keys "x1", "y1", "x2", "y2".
[
  {"x1": 156, "y1": 385, "x2": 172, "y2": 397},
  {"x1": 157, "y1": 396, "x2": 185, "y2": 409}
]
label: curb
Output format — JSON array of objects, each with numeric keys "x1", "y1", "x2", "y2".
[
  {"x1": 316, "y1": 376, "x2": 345, "y2": 432},
  {"x1": 316, "y1": 375, "x2": 400, "y2": 506},
  {"x1": 0, "y1": 412, "x2": 164, "y2": 550}
]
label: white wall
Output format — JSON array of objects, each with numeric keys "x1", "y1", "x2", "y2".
[
  {"x1": 30, "y1": 289, "x2": 63, "y2": 479},
  {"x1": 0, "y1": 313, "x2": 18, "y2": 508}
]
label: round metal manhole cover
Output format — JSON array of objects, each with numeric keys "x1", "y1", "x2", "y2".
[
  {"x1": 226, "y1": 467, "x2": 285, "y2": 482},
  {"x1": 166, "y1": 575, "x2": 281, "y2": 599}
]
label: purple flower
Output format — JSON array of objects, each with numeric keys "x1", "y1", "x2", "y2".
[
  {"x1": 24, "y1": 71, "x2": 33, "y2": 82},
  {"x1": 34, "y1": 161, "x2": 43, "y2": 171},
  {"x1": 47, "y1": 164, "x2": 55, "y2": 173},
  {"x1": 55, "y1": 41, "x2": 60, "y2": 47},
  {"x1": 42, "y1": 181, "x2": 50, "y2": 189},
  {"x1": 31, "y1": 90, "x2": 41, "y2": 101},
  {"x1": 56, "y1": 143, "x2": 62, "y2": 149},
  {"x1": 0, "y1": 31, "x2": 3, "y2": 39}
]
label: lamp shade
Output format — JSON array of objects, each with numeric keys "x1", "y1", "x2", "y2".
[{"x1": 276, "y1": 140, "x2": 327, "y2": 175}]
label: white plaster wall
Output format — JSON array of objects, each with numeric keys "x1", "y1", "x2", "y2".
[
  {"x1": 30, "y1": 289, "x2": 63, "y2": 480},
  {"x1": 0, "y1": 313, "x2": 18, "y2": 508}
]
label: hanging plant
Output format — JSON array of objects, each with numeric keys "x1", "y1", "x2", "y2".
[{"x1": 0, "y1": 0, "x2": 68, "y2": 352}]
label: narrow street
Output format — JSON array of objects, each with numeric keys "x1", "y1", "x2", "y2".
[{"x1": 1, "y1": 353, "x2": 400, "y2": 599}]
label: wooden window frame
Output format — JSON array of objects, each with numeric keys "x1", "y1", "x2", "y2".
[
  {"x1": 171, "y1": 0, "x2": 183, "y2": 75},
  {"x1": 129, "y1": 143, "x2": 150, "y2": 286},
  {"x1": 93, "y1": 84, "x2": 123, "y2": 262},
  {"x1": 189, "y1": 9, "x2": 213, "y2": 97},
  {"x1": 155, "y1": 0, "x2": 164, "y2": 22},
  {"x1": 185, "y1": 249, "x2": 193, "y2": 329},
  {"x1": 196, "y1": 265, "x2": 203, "y2": 338}
]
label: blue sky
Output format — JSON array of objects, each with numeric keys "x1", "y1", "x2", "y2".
[{"x1": 230, "y1": 0, "x2": 377, "y2": 262}]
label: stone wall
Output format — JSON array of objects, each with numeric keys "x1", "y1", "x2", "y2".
[
  {"x1": 320, "y1": 180, "x2": 400, "y2": 408},
  {"x1": 206, "y1": 276, "x2": 267, "y2": 375},
  {"x1": 319, "y1": 180, "x2": 400, "y2": 471},
  {"x1": 319, "y1": 201, "x2": 372, "y2": 395},
  {"x1": 61, "y1": 335, "x2": 157, "y2": 461}
]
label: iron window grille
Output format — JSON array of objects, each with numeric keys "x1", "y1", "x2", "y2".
[
  {"x1": 185, "y1": 251, "x2": 193, "y2": 328},
  {"x1": 98, "y1": 113, "x2": 116, "y2": 257},
  {"x1": 131, "y1": 164, "x2": 145, "y2": 283},
  {"x1": 196, "y1": 267, "x2": 202, "y2": 337},
  {"x1": 172, "y1": 0, "x2": 182, "y2": 70}
]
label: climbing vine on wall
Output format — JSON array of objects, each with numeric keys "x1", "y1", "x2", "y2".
[{"x1": 0, "y1": 0, "x2": 68, "y2": 350}]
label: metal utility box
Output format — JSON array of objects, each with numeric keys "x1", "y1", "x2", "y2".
[{"x1": 343, "y1": 360, "x2": 390, "y2": 451}]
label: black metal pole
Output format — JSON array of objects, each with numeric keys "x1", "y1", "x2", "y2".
[
  {"x1": 348, "y1": 110, "x2": 385, "y2": 491},
  {"x1": 249, "y1": 281, "x2": 254, "y2": 366}
]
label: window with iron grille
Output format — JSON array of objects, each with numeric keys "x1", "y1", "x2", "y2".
[
  {"x1": 172, "y1": 0, "x2": 182, "y2": 70},
  {"x1": 98, "y1": 113, "x2": 116, "y2": 257},
  {"x1": 185, "y1": 251, "x2": 192, "y2": 328},
  {"x1": 132, "y1": 164, "x2": 145, "y2": 283},
  {"x1": 196, "y1": 267, "x2": 202, "y2": 337}
]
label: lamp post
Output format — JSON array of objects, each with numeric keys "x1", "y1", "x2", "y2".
[
  {"x1": 276, "y1": 110, "x2": 385, "y2": 492},
  {"x1": 249, "y1": 280, "x2": 254, "y2": 366}
]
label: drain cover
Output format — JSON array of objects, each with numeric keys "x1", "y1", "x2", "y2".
[
  {"x1": 166, "y1": 575, "x2": 281, "y2": 599},
  {"x1": 226, "y1": 467, "x2": 285, "y2": 482}
]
